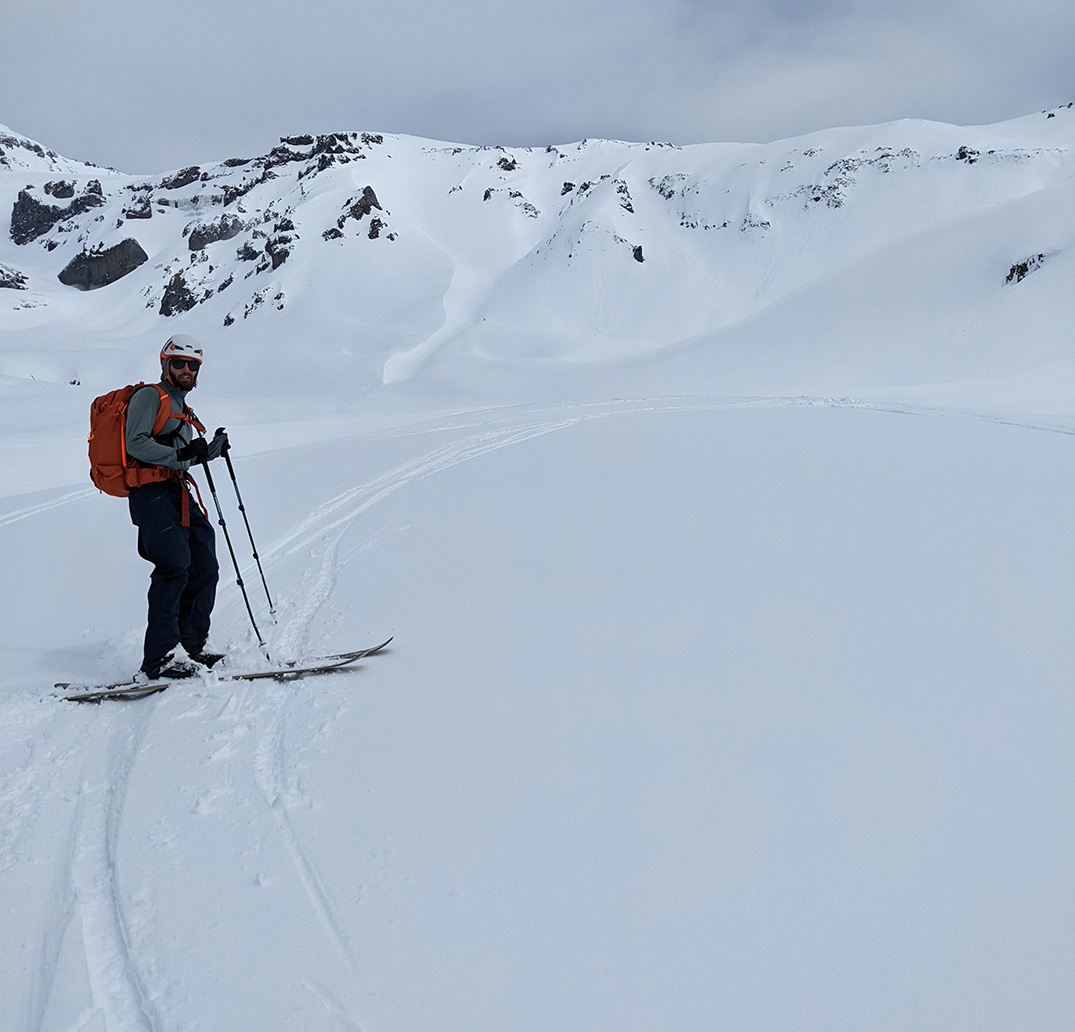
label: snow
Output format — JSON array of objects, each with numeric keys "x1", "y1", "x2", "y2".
[{"x1": 1, "y1": 109, "x2": 1074, "y2": 1030}]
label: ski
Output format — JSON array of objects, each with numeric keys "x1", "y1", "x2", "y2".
[
  {"x1": 62, "y1": 654, "x2": 370, "y2": 703},
  {"x1": 288, "y1": 637, "x2": 393, "y2": 665},
  {"x1": 56, "y1": 637, "x2": 393, "y2": 702}
]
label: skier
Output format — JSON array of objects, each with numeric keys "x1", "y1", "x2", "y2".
[{"x1": 126, "y1": 335, "x2": 229, "y2": 681}]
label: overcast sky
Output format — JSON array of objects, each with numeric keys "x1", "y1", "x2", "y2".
[{"x1": 2, "y1": 0, "x2": 1073, "y2": 173}]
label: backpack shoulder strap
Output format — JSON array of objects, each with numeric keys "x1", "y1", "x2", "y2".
[
  {"x1": 180, "y1": 404, "x2": 206, "y2": 435},
  {"x1": 144, "y1": 385, "x2": 206, "y2": 436},
  {"x1": 142, "y1": 384, "x2": 173, "y2": 436}
]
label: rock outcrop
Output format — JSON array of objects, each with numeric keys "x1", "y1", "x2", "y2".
[
  {"x1": 10, "y1": 182, "x2": 105, "y2": 245},
  {"x1": 0, "y1": 261, "x2": 28, "y2": 289},
  {"x1": 57, "y1": 238, "x2": 149, "y2": 289}
]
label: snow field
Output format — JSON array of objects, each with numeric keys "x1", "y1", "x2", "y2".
[{"x1": 2, "y1": 397, "x2": 1072, "y2": 1031}]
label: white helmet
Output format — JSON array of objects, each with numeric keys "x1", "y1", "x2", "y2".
[{"x1": 160, "y1": 334, "x2": 203, "y2": 379}]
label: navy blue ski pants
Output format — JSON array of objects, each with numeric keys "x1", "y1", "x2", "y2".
[{"x1": 128, "y1": 480, "x2": 219, "y2": 672}]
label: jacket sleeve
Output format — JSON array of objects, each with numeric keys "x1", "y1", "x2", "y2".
[{"x1": 125, "y1": 386, "x2": 191, "y2": 470}]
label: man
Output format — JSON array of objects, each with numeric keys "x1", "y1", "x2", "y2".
[{"x1": 126, "y1": 334, "x2": 228, "y2": 681}]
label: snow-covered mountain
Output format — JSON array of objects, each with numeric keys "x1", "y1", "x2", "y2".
[
  {"x1": 1, "y1": 111, "x2": 1073, "y2": 1032},
  {"x1": 2, "y1": 106, "x2": 1073, "y2": 407}
]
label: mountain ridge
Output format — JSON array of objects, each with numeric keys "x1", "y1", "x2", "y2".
[{"x1": 1, "y1": 105, "x2": 1073, "y2": 407}]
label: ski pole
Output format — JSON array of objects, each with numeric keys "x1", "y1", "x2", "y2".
[
  {"x1": 198, "y1": 453, "x2": 268, "y2": 656},
  {"x1": 214, "y1": 428, "x2": 275, "y2": 616}
]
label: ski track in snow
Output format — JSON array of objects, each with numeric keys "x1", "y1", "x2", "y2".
[
  {"x1": 267, "y1": 416, "x2": 582, "y2": 560},
  {"x1": 17, "y1": 708, "x2": 161, "y2": 1032},
  {"x1": 251, "y1": 684, "x2": 361, "y2": 976},
  {"x1": 0, "y1": 487, "x2": 96, "y2": 528},
  {"x1": 303, "y1": 980, "x2": 368, "y2": 1032},
  {"x1": 73, "y1": 711, "x2": 159, "y2": 1032},
  {"x1": 255, "y1": 413, "x2": 586, "y2": 660},
  {"x1": 256, "y1": 394, "x2": 861, "y2": 604}
]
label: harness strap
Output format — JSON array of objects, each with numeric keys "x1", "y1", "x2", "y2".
[
  {"x1": 181, "y1": 478, "x2": 190, "y2": 527},
  {"x1": 182, "y1": 471, "x2": 209, "y2": 526}
]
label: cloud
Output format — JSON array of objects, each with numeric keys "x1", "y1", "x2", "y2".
[{"x1": 1, "y1": 0, "x2": 1072, "y2": 171}]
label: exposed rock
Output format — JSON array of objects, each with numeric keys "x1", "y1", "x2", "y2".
[
  {"x1": 0, "y1": 261, "x2": 29, "y2": 289},
  {"x1": 159, "y1": 270, "x2": 198, "y2": 316},
  {"x1": 10, "y1": 187, "x2": 105, "y2": 244},
  {"x1": 222, "y1": 167, "x2": 277, "y2": 206},
  {"x1": 222, "y1": 133, "x2": 383, "y2": 204},
  {"x1": 243, "y1": 289, "x2": 267, "y2": 318},
  {"x1": 347, "y1": 185, "x2": 382, "y2": 219},
  {"x1": 57, "y1": 238, "x2": 149, "y2": 290},
  {"x1": 265, "y1": 233, "x2": 292, "y2": 269},
  {"x1": 0, "y1": 130, "x2": 59, "y2": 168},
  {"x1": 633, "y1": 245, "x2": 644, "y2": 263},
  {"x1": 1005, "y1": 253, "x2": 1045, "y2": 283},
  {"x1": 956, "y1": 146, "x2": 980, "y2": 164},
  {"x1": 741, "y1": 213, "x2": 771, "y2": 232},
  {"x1": 498, "y1": 156, "x2": 518, "y2": 171},
  {"x1": 254, "y1": 216, "x2": 297, "y2": 269},
  {"x1": 649, "y1": 174, "x2": 688, "y2": 201},
  {"x1": 188, "y1": 214, "x2": 244, "y2": 250},
  {"x1": 334, "y1": 186, "x2": 382, "y2": 231},
  {"x1": 561, "y1": 182, "x2": 575, "y2": 195},
  {"x1": 161, "y1": 166, "x2": 202, "y2": 190},
  {"x1": 44, "y1": 180, "x2": 75, "y2": 198},
  {"x1": 123, "y1": 196, "x2": 153, "y2": 219},
  {"x1": 236, "y1": 242, "x2": 261, "y2": 262},
  {"x1": 481, "y1": 186, "x2": 539, "y2": 217},
  {"x1": 271, "y1": 133, "x2": 367, "y2": 177}
]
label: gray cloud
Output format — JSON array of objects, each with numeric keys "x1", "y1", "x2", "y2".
[{"x1": 2, "y1": 0, "x2": 1072, "y2": 172}]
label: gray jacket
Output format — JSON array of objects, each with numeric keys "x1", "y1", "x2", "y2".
[{"x1": 125, "y1": 379, "x2": 198, "y2": 472}]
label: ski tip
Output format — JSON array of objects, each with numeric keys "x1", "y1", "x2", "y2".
[
  {"x1": 329, "y1": 637, "x2": 394, "y2": 661},
  {"x1": 62, "y1": 683, "x2": 170, "y2": 703}
]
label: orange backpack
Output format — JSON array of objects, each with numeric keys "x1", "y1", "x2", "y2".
[{"x1": 88, "y1": 383, "x2": 204, "y2": 497}]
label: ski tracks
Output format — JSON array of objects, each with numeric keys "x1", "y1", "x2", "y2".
[
  {"x1": 70, "y1": 709, "x2": 160, "y2": 1032},
  {"x1": 251, "y1": 685, "x2": 360, "y2": 976},
  {"x1": 13, "y1": 706, "x2": 162, "y2": 1032},
  {"x1": 268, "y1": 416, "x2": 582, "y2": 563},
  {"x1": 0, "y1": 487, "x2": 96, "y2": 529},
  {"x1": 199, "y1": 413, "x2": 592, "y2": 1027},
  {"x1": 257, "y1": 414, "x2": 581, "y2": 657}
]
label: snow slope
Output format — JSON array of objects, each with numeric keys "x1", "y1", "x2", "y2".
[
  {"x1": 2, "y1": 106, "x2": 1074, "y2": 408},
  {"x1": 1, "y1": 110, "x2": 1074, "y2": 1031}
]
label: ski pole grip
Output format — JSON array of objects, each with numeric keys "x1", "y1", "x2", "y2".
[{"x1": 215, "y1": 427, "x2": 230, "y2": 453}]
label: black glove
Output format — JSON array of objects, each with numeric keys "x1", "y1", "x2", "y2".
[
  {"x1": 207, "y1": 428, "x2": 229, "y2": 460},
  {"x1": 176, "y1": 437, "x2": 209, "y2": 464}
]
